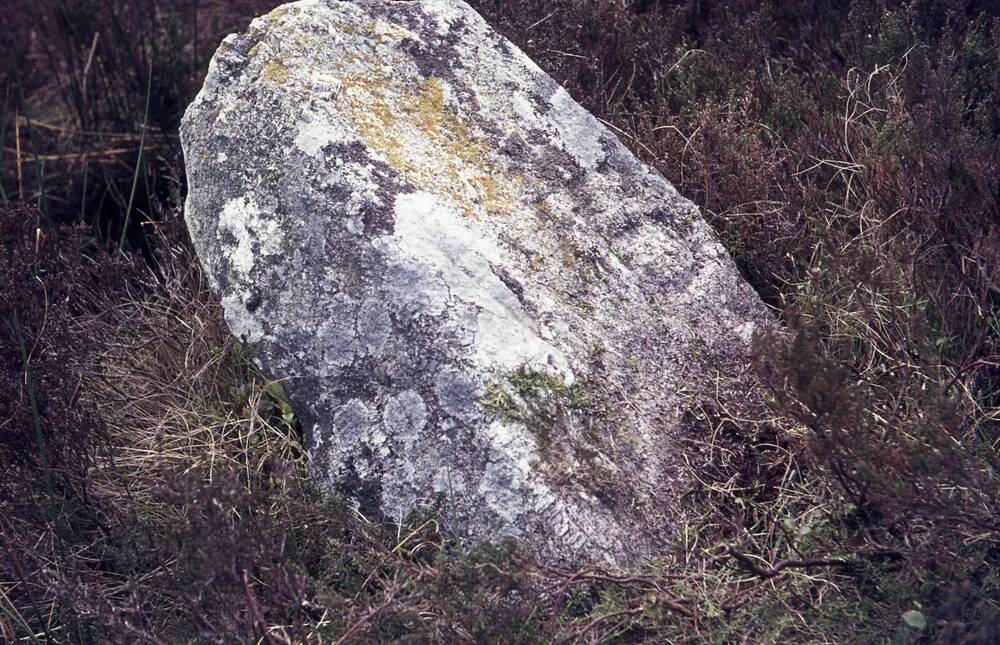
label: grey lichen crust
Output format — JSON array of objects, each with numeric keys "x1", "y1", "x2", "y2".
[{"x1": 181, "y1": 0, "x2": 768, "y2": 564}]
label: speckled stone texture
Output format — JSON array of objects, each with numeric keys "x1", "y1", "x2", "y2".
[{"x1": 181, "y1": 0, "x2": 768, "y2": 564}]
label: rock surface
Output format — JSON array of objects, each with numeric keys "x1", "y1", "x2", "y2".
[{"x1": 181, "y1": 0, "x2": 768, "y2": 564}]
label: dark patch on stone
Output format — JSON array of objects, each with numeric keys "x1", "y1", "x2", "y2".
[
  {"x1": 245, "y1": 291, "x2": 262, "y2": 312},
  {"x1": 491, "y1": 265, "x2": 527, "y2": 308},
  {"x1": 498, "y1": 132, "x2": 533, "y2": 165},
  {"x1": 337, "y1": 454, "x2": 384, "y2": 519},
  {"x1": 645, "y1": 207, "x2": 677, "y2": 225},
  {"x1": 361, "y1": 204, "x2": 394, "y2": 237}
]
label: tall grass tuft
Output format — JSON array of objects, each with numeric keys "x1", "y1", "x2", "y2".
[{"x1": 1, "y1": 0, "x2": 281, "y2": 246}]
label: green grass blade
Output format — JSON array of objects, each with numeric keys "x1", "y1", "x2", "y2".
[
  {"x1": 14, "y1": 78, "x2": 47, "y2": 218},
  {"x1": 192, "y1": 0, "x2": 200, "y2": 71},
  {"x1": 0, "y1": 83, "x2": 9, "y2": 203},
  {"x1": 119, "y1": 60, "x2": 153, "y2": 250},
  {"x1": 80, "y1": 157, "x2": 88, "y2": 224},
  {"x1": 0, "y1": 599, "x2": 41, "y2": 645},
  {"x1": 11, "y1": 310, "x2": 56, "y2": 519}
]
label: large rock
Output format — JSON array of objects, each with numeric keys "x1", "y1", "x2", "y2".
[{"x1": 181, "y1": 0, "x2": 767, "y2": 563}]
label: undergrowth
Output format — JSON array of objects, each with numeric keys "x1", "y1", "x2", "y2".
[{"x1": 2, "y1": 0, "x2": 999, "y2": 642}]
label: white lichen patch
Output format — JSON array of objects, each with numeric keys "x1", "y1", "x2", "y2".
[
  {"x1": 549, "y1": 87, "x2": 607, "y2": 170},
  {"x1": 217, "y1": 195, "x2": 283, "y2": 280},
  {"x1": 370, "y1": 15, "x2": 423, "y2": 44},
  {"x1": 333, "y1": 398, "x2": 374, "y2": 451},
  {"x1": 220, "y1": 293, "x2": 266, "y2": 343},
  {"x1": 421, "y1": 0, "x2": 470, "y2": 35},
  {"x1": 392, "y1": 191, "x2": 571, "y2": 375},
  {"x1": 540, "y1": 191, "x2": 575, "y2": 221},
  {"x1": 324, "y1": 161, "x2": 384, "y2": 219},
  {"x1": 383, "y1": 390, "x2": 428, "y2": 449},
  {"x1": 511, "y1": 92, "x2": 539, "y2": 126},
  {"x1": 294, "y1": 114, "x2": 345, "y2": 156}
]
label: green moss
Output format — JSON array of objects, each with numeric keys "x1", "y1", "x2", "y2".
[
  {"x1": 480, "y1": 367, "x2": 635, "y2": 509},
  {"x1": 480, "y1": 381, "x2": 518, "y2": 418},
  {"x1": 508, "y1": 368, "x2": 588, "y2": 407},
  {"x1": 480, "y1": 367, "x2": 590, "y2": 451}
]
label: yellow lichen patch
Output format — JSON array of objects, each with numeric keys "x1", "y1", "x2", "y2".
[
  {"x1": 264, "y1": 60, "x2": 290, "y2": 84},
  {"x1": 265, "y1": 6, "x2": 289, "y2": 20},
  {"x1": 413, "y1": 78, "x2": 447, "y2": 137},
  {"x1": 335, "y1": 64, "x2": 519, "y2": 217},
  {"x1": 333, "y1": 20, "x2": 360, "y2": 36}
]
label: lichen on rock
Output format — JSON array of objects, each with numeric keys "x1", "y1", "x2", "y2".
[{"x1": 181, "y1": 0, "x2": 770, "y2": 564}]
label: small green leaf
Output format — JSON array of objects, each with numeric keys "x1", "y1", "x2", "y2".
[
  {"x1": 267, "y1": 381, "x2": 286, "y2": 400},
  {"x1": 902, "y1": 610, "x2": 926, "y2": 629}
]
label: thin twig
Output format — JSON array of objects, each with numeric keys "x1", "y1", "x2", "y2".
[{"x1": 727, "y1": 547, "x2": 852, "y2": 579}]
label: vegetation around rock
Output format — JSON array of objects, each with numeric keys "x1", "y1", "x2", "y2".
[{"x1": 1, "y1": 0, "x2": 998, "y2": 642}]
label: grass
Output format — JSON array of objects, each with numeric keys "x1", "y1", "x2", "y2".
[
  {"x1": 10, "y1": 309, "x2": 56, "y2": 518},
  {"x1": 118, "y1": 60, "x2": 152, "y2": 249},
  {"x1": 2, "y1": 0, "x2": 999, "y2": 642}
]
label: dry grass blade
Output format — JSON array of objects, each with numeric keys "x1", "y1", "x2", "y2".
[{"x1": 85, "y1": 239, "x2": 305, "y2": 509}]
